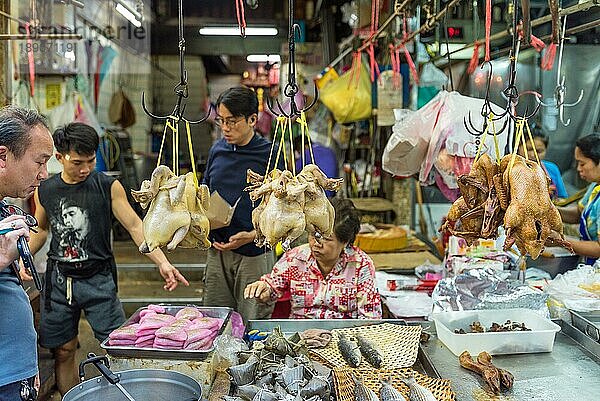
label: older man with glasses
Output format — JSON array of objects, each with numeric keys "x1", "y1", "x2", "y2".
[
  {"x1": 0, "y1": 105, "x2": 54, "y2": 401},
  {"x1": 202, "y1": 86, "x2": 282, "y2": 321}
]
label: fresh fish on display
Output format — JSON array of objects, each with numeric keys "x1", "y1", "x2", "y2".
[
  {"x1": 355, "y1": 334, "x2": 384, "y2": 368},
  {"x1": 352, "y1": 375, "x2": 380, "y2": 401},
  {"x1": 379, "y1": 377, "x2": 408, "y2": 401},
  {"x1": 222, "y1": 396, "x2": 244, "y2": 401},
  {"x1": 338, "y1": 333, "x2": 362, "y2": 368},
  {"x1": 402, "y1": 373, "x2": 437, "y2": 401}
]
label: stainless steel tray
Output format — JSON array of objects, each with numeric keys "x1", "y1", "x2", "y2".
[
  {"x1": 101, "y1": 305, "x2": 232, "y2": 360},
  {"x1": 570, "y1": 310, "x2": 600, "y2": 344}
]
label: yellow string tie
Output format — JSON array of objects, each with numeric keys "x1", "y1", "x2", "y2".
[
  {"x1": 156, "y1": 118, "x2": 170, "y2": 169},
  {"x1": 509, "y1": 119, "x2": 525, "y2": 175},
  {"x1": 185, "y1": 120, "x2": 198, "y2": 188},
  {"x1": 300, "y1": 111, "x2": 315, "y2": 164},
  {"x1": 288, "y1": 117, "x2": 296, "y2": 176},
  {"x1": 474, "y1": 117, "x2": 491, "y2": 163},
  {"x1": 489, "y1": 113, "x2": 501, "y2": 164},
  {"x1": 274, "y1": 116, "x2": 288, "y2": 173},
  {"x1": 524, "y1": 119, "x2": 541, "y2": 165}
]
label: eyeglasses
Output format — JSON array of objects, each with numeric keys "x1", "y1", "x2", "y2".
[{"x1": 214, "y1": 116, "x2": 245, "y2": 128}]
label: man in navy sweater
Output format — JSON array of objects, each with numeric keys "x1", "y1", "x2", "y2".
[{"x1": 203, "y1": 87, "x2": 276, "y2": 320}]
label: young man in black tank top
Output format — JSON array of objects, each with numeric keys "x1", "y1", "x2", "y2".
[{"x1": 22, "y1": 123, "x2": 189, "y2": 396}]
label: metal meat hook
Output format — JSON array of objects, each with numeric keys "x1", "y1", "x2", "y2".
[
  {"x1": 535, "y1": 15, "x2": 583, "y2": 126},
  {"x1": 554, "y1": 15, "x2": 584, "y2": 126},
  {"x1": 141, "y1": 0, "x2": 210, "y2": 124},
  {"x1": 266, "y1": 0, "x2": 318, "y2": 118},
  {"x1": 464, "y1": 61, "x2": 508, "y2": 137}
]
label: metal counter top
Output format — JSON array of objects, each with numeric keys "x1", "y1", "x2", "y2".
[
  {"x1": 248, "y1": 318, "x2": 600, "y2": 400},
  {"x1": 421, "y1": 319, "x2": 600, "y2": 400}
]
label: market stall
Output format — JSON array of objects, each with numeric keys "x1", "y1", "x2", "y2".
[{"x1": 1, "y1": 0, "x2": 600, "y2": 400}]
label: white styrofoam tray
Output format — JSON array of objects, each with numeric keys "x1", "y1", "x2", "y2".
[{"x1": 432, "y1": 308, "x2": 561, "y2": 356}]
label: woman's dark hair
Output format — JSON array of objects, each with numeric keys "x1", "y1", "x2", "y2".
[
  {"x1": 0, "y1": 105, "x2": 48, "y2": 159},
  {"x1": 331, "y1": 198, "x2": 361, "y2": 245},
  {"x1": 216, "y1": 87, "x2": 258, "y2": 118},
  {"x1": 53, "y1": 122, "x2": 100, "y2": 156},
  {"x1": 576, "y1": 134, "x2": 600, "y2": 165}
]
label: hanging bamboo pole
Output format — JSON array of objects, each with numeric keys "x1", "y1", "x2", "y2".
[{"x1": 432, "y1": 0, "x2": 599, "y2": 64}]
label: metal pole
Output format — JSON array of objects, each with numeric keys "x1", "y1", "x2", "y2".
[{"x1": 432, "y1": 0, "x2": 600, "y2": 64}]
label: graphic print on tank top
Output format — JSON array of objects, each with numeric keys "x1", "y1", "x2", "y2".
[{"x1": 50, "y1": 198, "x2": 91, "y2": 261}]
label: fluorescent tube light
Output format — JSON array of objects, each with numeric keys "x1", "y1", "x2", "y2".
[
  {"x1": 246, "y1": 54, "x2": 281, "y2": 63},
  {"x1": 199, "y1": 27, "x2": 278, "y2": 36},
  {"x1": 116, "y1": 2, "x2": 141, "y2": 28}
]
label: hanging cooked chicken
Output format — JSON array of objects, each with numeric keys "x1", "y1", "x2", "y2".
[
  {"x1": 442, "y1": 154, "x2": 504, "y2": 244},
  {"x1": 132, "y1": 165, "x2": 211, "y2": 253},
  {"x1": 247, "y1": 164, "x2": 343, "y2": 250},
  {"x1": 499, "y1": 154, "x2": 568, "y2": 259},
  {"x1": 249, "y1": 170, "x2": 307, "y2": 249},
  {"x1": 297, "y1": 164, "x2": 344, "y2": 237},
  {"x1": 442, "y1": 152, "x2": 571, "y2": 259},
  {"x1": 247, "y1": 169, "x2": 282, "y2": 247}
]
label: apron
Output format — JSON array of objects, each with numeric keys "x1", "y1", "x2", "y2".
[{"x1": 579, "y1": 186, "x2": 600, "y2": 265}]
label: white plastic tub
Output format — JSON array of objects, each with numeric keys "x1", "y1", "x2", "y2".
[{"x1": 432, "y1": 308, "x2": 561, "y2": 356}]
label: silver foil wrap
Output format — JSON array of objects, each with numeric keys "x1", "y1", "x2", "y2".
[{"x1": 431, "y1": 268, "x2": 548, "y2": 314}]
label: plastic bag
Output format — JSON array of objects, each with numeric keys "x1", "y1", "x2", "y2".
[
  {"x1": 381, "y1": 91, "x2": 445, "y2": 177},
  {"x1": 319, "y1": 62, "x2": 372, "y2": 123},
  {"x1": 211, "y1": 334, "x2": 249, "y2": 371},
  {"x1": 545, "y1": 265, "x2": 600, "y2": 313},
  {"x1": 419, "y1": 63, "x2": 448, "y2": 88}
]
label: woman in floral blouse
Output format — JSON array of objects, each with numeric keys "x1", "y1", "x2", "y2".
[{"x1": 244, "y1": 199, "x2": 382, "y2": 319}]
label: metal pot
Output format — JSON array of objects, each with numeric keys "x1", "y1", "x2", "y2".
[{"x1": 62, "y1": 353, "x2": 201, "y2": 401}]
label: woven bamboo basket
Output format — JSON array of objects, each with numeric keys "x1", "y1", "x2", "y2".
[
  {"x1": 310, "y1": 323, "x2": 421, "y2": 370},
  {"x1": 333, "y1": 367, "x2": 455, "y2": 401}
]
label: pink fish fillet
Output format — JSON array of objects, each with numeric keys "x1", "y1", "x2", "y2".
[
  {"x1": 135, "y1": 334, "x2": 155, "y2": 344},
  {"x1": 184, "y1": 332, "x2": 217, "y2": 350},
  {"x1": 153, "y1": 337, "x2": 184, "y2": 348},
  {"x1": 108, "y1": 339, "x2": 136, "y2": 346},
  {"x1": 139, "y1": 309, "x2": 157, "y2": 319},
  {"x1": 134, "y1": 328, "x2": 158, "y2": 338},
  {"x1": 147, "y1": 304, "x2": 166, "y2": 313},
  {"x1": 136, "y1": 316, "x2": 176, "y2": 333},
  {"x1": 183, "y1": 328, "x2": 213, "y2": 348},
  {"x1": 109, "y1": 323, "x2": 140, "y2": 341},
  {"x1": 170, "y1": 318, "x2": 193, "y2": 329},
  {"x1": 140, "y1": 313, "x2": 176, "y2": 324},
  {"x1": 155, "y1": 325, "x2": 188, "y2": 342},
  {"x1": 190, "y1": 317, "x2": 222, "y2": 330},
  {"x1": 134, "y1": 340, "x2": 154, "y2": 348},
  {"x1": 175, "y1": 307, "x2": 203, "y2": 320}
]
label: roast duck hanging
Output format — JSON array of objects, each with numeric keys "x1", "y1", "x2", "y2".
[
  {"x1": 246, "y1": 164, "x2": 343, "y2": 250},
  {"x1": 442, "y1": 153, "x2": 572, "y2": 259},
  {"x1": 132, "y1": 165, "x2": 211, "y2": 253}
]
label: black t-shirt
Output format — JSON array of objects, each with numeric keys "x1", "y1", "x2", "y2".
[{"x1": 38, "y1": 171, "x2": 116, "y2": 263}]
